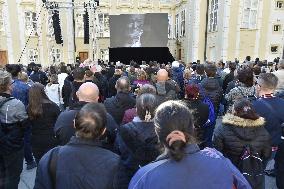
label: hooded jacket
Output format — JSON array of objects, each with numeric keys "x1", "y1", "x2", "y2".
[
  {"x1": 0, "y1": 94, "x2": 28, "y2": 155},
  {"x1": 104, "y1": 92, "x2": 136, "y2": 125},
  {"x1": 213, "y1": 114, "x2": 271, "y2": 166},
  {"x1": 45, "y1": 84, "x2": 60, "y2": 106}
]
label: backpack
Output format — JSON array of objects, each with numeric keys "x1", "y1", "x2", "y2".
[
  {"x1": 238, "y1": 145, "x2": 264, "y2": 188},
  {"x1": 237, "y1": 87, "x2": 257, "y2": 103}
]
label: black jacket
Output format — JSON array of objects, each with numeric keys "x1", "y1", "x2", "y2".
[
  {"x1": 54, "y1": 102, "x2": 118, "y2": 149},
  {"x1": 200, "y1": 77, "x2": 223, "y2": 111},
  {"x1": 31, "y1": 102, "x2": 60, "y2": 163},
  {"x1": 223, "y1": 72, "x2": 235, "y2": 92},
  {"x1": 183, "y1": 99, "x2": 209, "y2": 148},
  {"x1": 62, "y1": 80, "x2": 84, "y2": 107},
  {"x1": 108, "y1": 75, "x2": 121, "y2": 98},
  {"x1": 104, "y1": 92, "x2": 136, "y2": 125},
  {"x1": 213, "y1": 114, "x2": 271, "y2": 166},
  {"x1": 115, "y1": 121, "x2": 160, "y2": 189}
]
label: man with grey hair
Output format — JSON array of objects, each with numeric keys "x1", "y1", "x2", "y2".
[
  {"x1": 274, "y1": 59, "x2": 284, "y2": 98},
  {"x1": 54, "y1": 82, "x2": 118, "y2": 149},
  {"x1": 104, "y1": 77, "x2": 136, "y2": 125},
  {"x1": 0, "y1": 70, "x2": 29, "y2": 189},
  {"x1": 253, "y1": 73, "x2": 284, "y2": 176}
]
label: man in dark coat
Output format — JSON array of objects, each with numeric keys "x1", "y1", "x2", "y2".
[
  {"x1": 275, "y1": 124, "x2": 284, "y2": 189},
  {"x1": 54, "y1": 82, "x2": 118, "y2": 149},
  {"x1": 104, "y1": 77, "x2": 136, "y2": 125},
  {"x1": 0, "y1": 70, "x2": 29, "y2": 189},
  {"x1": 34, "y1": 103, "x2": 120, "y2": 189}
]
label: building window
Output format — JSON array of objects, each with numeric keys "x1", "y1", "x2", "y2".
[
  {"x1": 242, "y1": 0, "x2": 258, "y2": 29},
  {"x1": 180, "y1": 10, "x2": 186, "y2": 37},
  {"x1": 47, "y1": 11, "x2": 54, "y2": 37},
  {"x1": 75, "y1": 12, "x2": 84, "y2": 38},
  {"x1": 209, "y1": 0, "x2": 218, "y2": 32},
  {"x1": 50, "y1": 48, "x2": 61, "y2": 64},
  {"x1": 273, "y1": 24, "x2": 281, "y2": 32},
  {"x1": 168, "y1": 15, "x2": 172, "y2": 39},
  {"x1": 175, "y1": 14, "x2": 179, "y2": 39},
  {"x1": 100, "y1": 49, "x2": 109, "y2": 61},
  {"x1": 271, "y1": 45, "x2": 279, "y2": 53},
  {"x1": 28, "y1": 49, "x2": 39, "y2": 64},
  {"x1": 276, "y1": 1, "x2": 284, "y2": 9},
  {"x1": 98, "y1": 13, "x2": 109, "y2": 38},
  {"x1": 0, "y1": 8, "x2": 4, "y2": 34},
  {"x1": 25, "y1": 11, "x2": 37, "y2": 36}
]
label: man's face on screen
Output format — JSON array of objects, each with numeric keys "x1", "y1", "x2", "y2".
[{"x1": 125, "y1": 15, "x2": 145, "y2": 47}]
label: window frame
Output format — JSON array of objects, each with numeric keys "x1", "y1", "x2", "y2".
[
  {"x1": 270, "y1": 44, "x2": 280, "y2": 54},
  {"x1": 24, "y1": 11, "x2": 37, "y2": 36},
  {"x1": 75, "y1": 12, "x2": 84, "y2": 38},
  {"x1": 209, "y1": 0, "x2": 218, "y2": 32},
  {"x1": 276, "y1": 1, "x2": 284, "y2": 9},
  {"x1": 180, "y1": 9, "x2": 186, "y2": 37},
  {"x1": 50, "y1": 47, "x2": 61, "y2": 64},
  {"x1": 241, "y1": 0, "x2": 259, "y2": 29},
  {"x1": 27, "y1": 49, "x2": 39, "y2": 64},
  {"x1": 98, "y1": 13, "x2": 109, "y2": 38}
]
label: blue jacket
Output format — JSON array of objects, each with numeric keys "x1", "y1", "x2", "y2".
[
  {"x1": 34, "y1": 137, "x2": 120, "y2": 189},
  {"x1": 12, "y1": 79, "x2": 30, "y2": 107},
  {"x1": 129, "y1": 145, "x2": 251, "y2": 189},
  {"x1": 253, "y1": 97, "x2": 284, "y2": 146}
]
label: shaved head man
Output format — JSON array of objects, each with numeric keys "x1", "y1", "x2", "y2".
[
  {"x1": 76, "y1": 82, "x2": 99, "y2": 102},
  {"x1": 54, "y1": 82, "x2": 118, "y2": 146},
  {"x1": 156, "y1": 69, "x2": 169, "y2": 82}
]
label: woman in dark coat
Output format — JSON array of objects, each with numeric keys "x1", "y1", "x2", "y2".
[
  {"x1": 115, "y1": 93, "x2": 160, "y2": 189},
  {"x1": 183, "y1": 84, "x2": 209, "y2": 149},
  {"x1": 28, "y1": 83, "x2": 60, "y2": 163},
  {"x1": 213, "y1": 99, "x2": 271, "y2": 189}
]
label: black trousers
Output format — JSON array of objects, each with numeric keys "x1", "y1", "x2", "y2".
[{"x1": 0, "y1": 149, "x2": 24, "y2": 189}]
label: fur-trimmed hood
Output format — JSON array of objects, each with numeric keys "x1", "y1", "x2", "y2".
[{"x1": 222, "y1": 114, "x2": 265, "y2": 127}]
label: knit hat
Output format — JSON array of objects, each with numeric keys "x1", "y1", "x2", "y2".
[{"x1": 172, "y1": 61, "x2": 180, "y2": 68}]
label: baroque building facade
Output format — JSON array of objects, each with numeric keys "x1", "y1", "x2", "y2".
[{"x1": 0, "y1": 0, "x2": 283, "y2": 65}]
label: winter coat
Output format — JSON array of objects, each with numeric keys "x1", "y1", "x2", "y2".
[
  {"x1": 0, "y1": 94, "x2": 29, "y2": 155},
  {"x1": 213, "y1": 114, "x2": 271, "y2": 166},
  {"x1": 104, "y1": 92, "x2": 136, "y2": 125},
  {"x1": 11, "y1": 79, "x2": 30, "y2": 107},
  {"x1": 223, "y1": 72, "x2": 235, "y2": 92},
  {"x1": 108, "y1": 75, "x2": 121, "y2": 97},
  {"x1": 62, "y1": 80, "x2": 84, "y2": 107},
  {"x1": 129, "y1": 144, "x2": 252, "y2": 189},
  {"x1": 34, "y1": 137, "x2": 120, "y2": 189},
  {"x1": 253, "y1": 97, "x2": 284, "y2": 146},
  {"x1": 114, "y1": 121, "x2": 160, "y2": 189},
  {"x1": 31, "y1": 102, "x2": 60, "y2": 163},
  {"x1": 30, "y1": 71, "x2": 48, "y2": 85},
  {"x1": 225, "y1": 85, "x2": 256, "y2": 112},
  {"x1": 183, "y1": 99, "x2": 209, "y2": 148},
  {"x1": 45, "y1": 84, "x2": 60, "y2": 106},
  {"x1": 94, "y1": 73, "x2": 108, "y2": 101},
  {"x1": 155, "y1": 80, "x2": 178, "y2": 104},
  {"x1": 200, "y1": 77, "x2": 223, "y2": 112},
  {"x1": 54, "y1": 101, "x2": 118, "y2": 149}
]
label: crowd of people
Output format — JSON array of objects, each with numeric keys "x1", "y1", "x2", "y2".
[{"x1": 0, "y1": 57, "x2": 283, "y2": 189}]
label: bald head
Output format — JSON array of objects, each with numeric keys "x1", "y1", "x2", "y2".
[
  {"x1": 115, "y1": 76, "x2": 130, "y2": 93},
  {"x1": 157, "y1": 69, "x2": 168, "y2": 82},
  {"x1": 76, "y1": 82, "x2": 99, "y2": 103}
]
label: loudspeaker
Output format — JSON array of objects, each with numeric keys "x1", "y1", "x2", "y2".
[
  {"x1": 52, "y1": 11, "x2": 63, "y2": 44},
  {"x1": 83, "y1": 10, "x2": 89, "y2": 44}
]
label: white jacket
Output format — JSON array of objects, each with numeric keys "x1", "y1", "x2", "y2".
[{"x1": 45, "y1": 84, "x2": 60, "y2": 106}]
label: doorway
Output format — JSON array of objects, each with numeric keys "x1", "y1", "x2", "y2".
[
  {"x1": 79, "y1": 52, "x2": 88, "y2": 63},
  {"x1": 0, "y1": 51, "x2": 8, "y2": 65}
]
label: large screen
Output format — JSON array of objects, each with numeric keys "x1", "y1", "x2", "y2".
[{"x1": 110, "y1": 13, "x2": 168, "y2": 48}]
